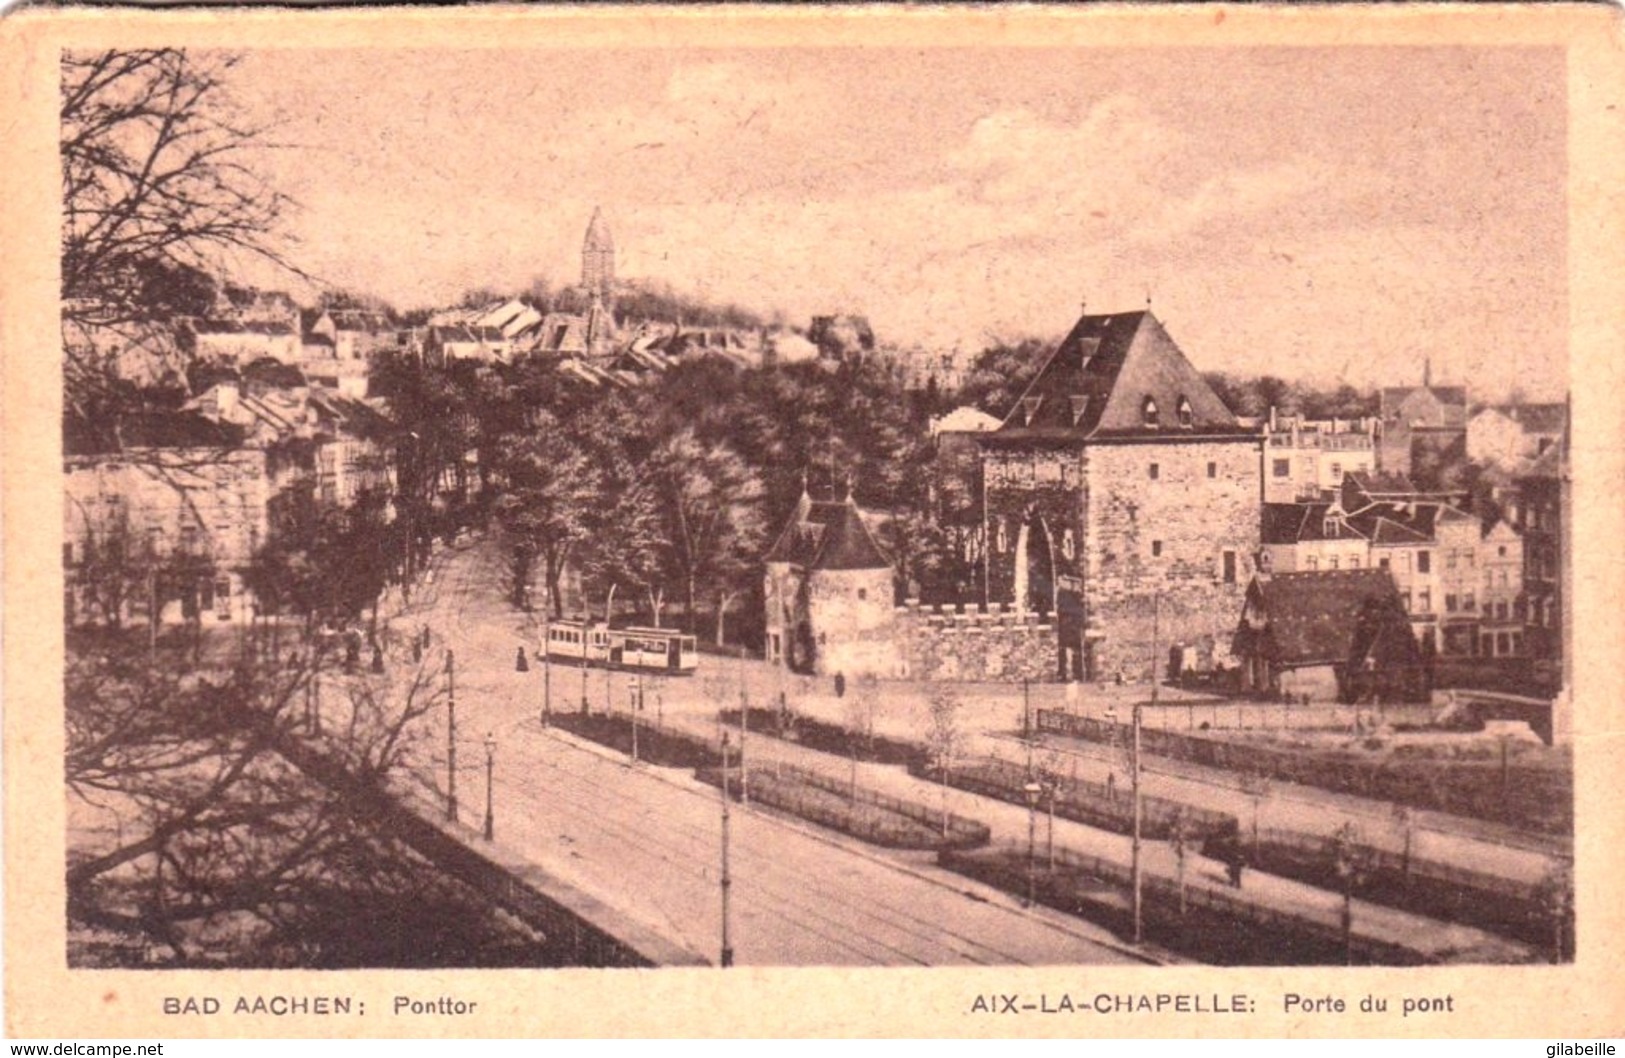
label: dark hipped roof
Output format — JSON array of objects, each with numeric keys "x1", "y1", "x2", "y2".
[
  {"x1": 813, "y1": 500, "x2": 891, "y2": 570},
  {"x1": 1234, "y1": 569, "x2": 1407, "y2": 666},
  {"x1": 991, "y1": 310, "x2": 1247, "y2": 443},
  {"x1": 765, "y1": 494, "x2": 891, "y2": 570}
]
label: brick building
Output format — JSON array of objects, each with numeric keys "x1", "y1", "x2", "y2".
[{"x1": 977, "y1": 309, "x2": 1262, "y2": 682}]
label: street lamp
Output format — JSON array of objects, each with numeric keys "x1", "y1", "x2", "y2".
[
  {"x1": 628, "y1": 674, "x2": 641, "y2": 765},
  {"x1": 446, "y1": 649, "x2": 458, "y2": 823},
  {"x1": 483, "y1": 731, "x2": 496, "y2": 841},
  {"x1": 719, "y1": 730, "x2": 735, "y2": 968},
  {"x1": 1023, "y1": 781, "x2": 1042, "y2": 909}
]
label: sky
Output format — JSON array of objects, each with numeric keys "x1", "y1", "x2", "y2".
[{"x1": 226, "y1": 46, "x2": 1567, "y2": 399}]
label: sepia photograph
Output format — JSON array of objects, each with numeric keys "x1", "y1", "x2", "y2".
[{"x1": 6, "y1": 3, "x2": 1624, "y2": 1040}]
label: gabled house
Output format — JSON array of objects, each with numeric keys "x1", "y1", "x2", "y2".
[
  {"x1": 1378, "y1": 372, "x2": 1467, "y2": 477},
  {"x1": 1233, "y1": 569, "x2": 1428, "y2": 703}
]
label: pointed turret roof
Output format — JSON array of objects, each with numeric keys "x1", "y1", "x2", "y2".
[
  {"x1": 991, "y1": 309, "x2": 1246, "y2": 442},
  {"x1": 812, "y1": 498, "x2": 892, "y2": 571},
  {"x1": 583, "y1": 207, "x2": 614, "y2": 253}
]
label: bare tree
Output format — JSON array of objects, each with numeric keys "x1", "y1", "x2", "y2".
[
  {"x1": 65, "y1": 631, "x2": 442, "y2": 965},
  {"x1": 60, "y1": 49, "x2": 300, "y2": 418},
  {"x1": 843, "y1": 677, "x2": 879, "y2": 801},
  {"x1": 924, "y1": 689, "x2": 963, "y2": 837}
]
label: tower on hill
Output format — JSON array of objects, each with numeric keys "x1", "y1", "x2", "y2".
[{"x1": 582, "y1": 207, "x2": 616, "y2": 299}]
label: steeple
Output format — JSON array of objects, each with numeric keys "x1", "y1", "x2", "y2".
[{"x1": 582, "y1": 207, "x2": 615, "y2": 297}]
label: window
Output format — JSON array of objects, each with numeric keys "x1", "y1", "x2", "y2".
[
  {"x1": 1418, "y1": 588, "x2": 1431, "y2": 613},
  {"x1": 1148, "y1": 463, "x2": 1160, "y2": 480},
  {"x1": 1222, "y1": 550, "x2": 1237, "y2": 584},
  {"x1": 1207, "y1": 462, "x2": 1217, "y2": 479},
  {"x1": 856, "y1": 588, "x2": 868, "y2": 601},
  {"x1": 1464, "y1": 592, "x2": 1476, "y2": 611},
  {"x1": 1498, "y1": 544, "x2": 1508, "y2": 557},
  {"x1": 1328, "y1": 556, "x2": 1340, "y2": 570},
  {"x1": 1020, "y1": 397, "x2": 1044, "y2": 425},
  {"x1": 1273, "y1": 458, "x2": 1291, "y2": 478},
  {"x1": 1177, "y1": 397, "x2": 1194, "y2": 428},
  {"x1": 1496, "y1": 601, "x2": 1509, "y2": 620},
  {"x1": 1446, "y1": 593, "x2": 1458, "y2": 612},
  {"x1": 1379, "y1": 557, "x2": 1391, "y2": 570},
  {"x1": 1417, "y1": 550, "x2": 1431, "y2": 574},
  {"x1": 1151, "y1": 540, "x2": 1163, "y2": 558},
  {"x1": 1331, "y1": 462, "x2": 1343, "y2": 480},
  {"x1": 1402, "y1": 591, "x2": 1412, "y2": 613},
  {"x1": 1497, "y1": 632, "x2": 1511, "y2": 656},
  {"x1": 1307, "y1": 556, "x2": 1320, "y2": 571},
  {"x1": 1142, "y1": 397, "x2": 1159, "y2": 427},
  {"x1": 1069, "y1": 396, "x2": 1089, "y2": 426}
]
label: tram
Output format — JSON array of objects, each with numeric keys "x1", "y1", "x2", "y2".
[{"x1": 542, "y1": 619, "x2": 698, "y2": 675}]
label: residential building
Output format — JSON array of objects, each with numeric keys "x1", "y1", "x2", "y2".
[
  {"x1": 64, "y1": 413, "x2": 272, "y2": 627},
  {"x1": 1378, "y1": 367, "x2": 1467, "y2": 477},
  {"x1": 1466, "y1": 402, "x2": 1567, "y2": 471},
  {"x1": 1262, "y1": 408, "x2": 1378, "y2": 503},
  {"x1": 1516, "y1": 438, "x2": 1566, "y2": 669}
]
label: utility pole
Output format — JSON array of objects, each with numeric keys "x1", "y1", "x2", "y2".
[
  {"x1": 1022, "y1": 677, "x2": 1031, "y2": 741},
  {"x1": 483, "y1": 732, "x2": 495, "y2": 841},
  {"x1": 1132, "y1": 596, "x2": 1156, "y2": 946},
  {"x1": 541, "y1": 593, "x2": 551, "y2": 728},
  {"x1": 719, "y1": 731, "x2": 735, "y2": 968},
  {"x1": 446, "y1": 649, "x2": 458, "y2": 823},
  {"x1": 629, "y1": 674, "x2": 641, "y2": 765},
  {"x1": 738, "y1": 654, "x2": 749, "y2": 806}
]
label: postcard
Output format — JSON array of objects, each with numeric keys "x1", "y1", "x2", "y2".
[{"x1": 3, "y1": 3, "x2": 1622, "y2": 1039}]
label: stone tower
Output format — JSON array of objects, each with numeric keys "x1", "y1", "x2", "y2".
[{"x1": 582, "y1": 207, "x2": 615, "y2": 298}]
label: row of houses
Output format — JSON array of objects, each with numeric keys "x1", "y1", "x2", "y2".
[
  {"x1": 64, "y1": 358, "x2": 402, "y2": 630},
  {"x1": 772, "y1": 303, "x2": 1569, "y2": 705}
]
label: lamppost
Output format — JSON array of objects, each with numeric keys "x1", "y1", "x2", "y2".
[
  {"x1": 445, "y1": 649, "x2": 458, "y2": 823},
  {"x1": 541, "y1": 600, "x2": 552, "y2": 728},
  {"x1": 1392, "y1": 804, "x2": 1413, "y2": 885},
  {"x1": 483, "y1": 731, "x2": 495, "y2": 841},
  {"x1": 628, "y1": 674, "x2": 641, "y2": 765},
  {"x1": 1023, "y1": 781, "x2": 1041, "y2": 909},
  {"x1": 719, "y1": 730, "x2": 735, "y2": 968}
]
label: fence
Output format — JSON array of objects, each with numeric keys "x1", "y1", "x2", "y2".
[
  {"x1": 1036, "y1": 708, "x2": 1571, "y2": 835},
  {"x1": 718, "y1": 706, "x2": 926, "y2": 767},
  {"x1": 694, "y1": 761, "x2": 990, "y2": 851},
  {"x1": 1245, "y1": 826, "x2": 1561, "y2": 948},
  {"x1": 940, "y1": 842, "x2": 1433, "y2": 966},
  {"x1": 909, "y1": 754, "x2": 1238, "y2": 842}
]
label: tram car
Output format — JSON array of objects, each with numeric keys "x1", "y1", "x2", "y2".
[{"x1": 543, "y1": 620, "x2": 698, "y2": 675}]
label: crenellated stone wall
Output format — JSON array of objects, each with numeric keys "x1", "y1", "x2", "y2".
[{"x1": 891, "y1": 600, "x2": 1058, "y2": 682}]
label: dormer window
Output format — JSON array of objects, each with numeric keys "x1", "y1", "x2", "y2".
[
  {"x1": 1070, "y1": 396, "x2": 1089, "y2": 426},
  {"x1": 1142, "y1": 396, "x2": 1160, "y2": 428},
  {"x1": 1177, "y1": 396, "x2": 1194, "y2": 428},
  {"x1": 1020, "y1": 397, "x2": 1044, "y2": 426}
]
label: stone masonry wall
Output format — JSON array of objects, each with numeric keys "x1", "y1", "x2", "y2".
[
  {"x1": 1083, "y1": 438, "x2": 1261, "y2": 679},
  {"x1": 892, "y1": 601, "x2": 1058, "y2": 682}
]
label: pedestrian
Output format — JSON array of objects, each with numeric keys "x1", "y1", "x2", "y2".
[
  {"x1": 834, "y1": 671, "x2": 846, "y2": 699},
  {"x1": 516, "y1": 645, "x2": 529, "y2": 672},
  {"x1": 412, "y1": 638, "x2": 423, "y2": 663},
  {"x1": 1106, "y1": 771, "x2": 1116, "y2": 802},
  {"x1": 1228, "y1": 847, "x2": 1247, "y2": 889}
]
